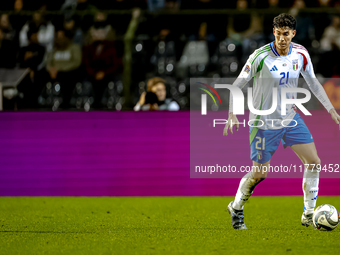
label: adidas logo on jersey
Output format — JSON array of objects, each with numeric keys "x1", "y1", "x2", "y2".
[{"x1": 270, "y1": 65, "x2": 278, "y2": 71}]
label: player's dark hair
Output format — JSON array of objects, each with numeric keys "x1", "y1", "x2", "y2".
[{"x1": 273, "y1": 13, "x2": 296, "y2": 30}]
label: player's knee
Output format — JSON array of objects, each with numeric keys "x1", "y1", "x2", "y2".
[
  {"x1": 306, "y1": 156, "x2": 321, "y2": 167},
  {"x1": 253, "y1": 170, "x2": 268, "y2": 179}
]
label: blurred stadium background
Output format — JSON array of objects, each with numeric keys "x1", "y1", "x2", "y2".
[
  {"x1": 0, "y1": 0, "x2": 340, "y2": 111},
  {"x1": 2, "y1": 2, "x2": 340, "y2": 254}
]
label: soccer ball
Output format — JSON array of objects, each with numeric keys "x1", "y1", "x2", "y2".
[{"x1": 312, "y1": 204, "x2": 339, "y2": 231}]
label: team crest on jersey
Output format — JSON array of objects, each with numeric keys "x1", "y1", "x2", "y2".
[
  {"x1": 292, "y1": 59, "x2": 298, "y2": 71},
  {"x1": 244, "y1": 65, "x2": 250, "y2": 74},
  {"x1": 283, "y1": 63, "x2": 287, "y2": 67},
  {"x1": 257, "y1": 151, "x2": 262, "y2": 160}
]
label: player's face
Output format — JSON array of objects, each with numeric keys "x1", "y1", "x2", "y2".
[{"x1": 273, "y1": 27, "x2": 296, "y2": 51}]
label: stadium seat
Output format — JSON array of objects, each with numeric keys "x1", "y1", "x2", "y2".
[
  {"x1": 151, "y1": 41, "x2": 177, "y2": 76},
  {"x1": 38, "y1": 82, "x2": 64, "y2": 111},
  {"x1": 70, "y1": 81, "x2": 94, "y2": 111},
  {"x1": 212, "y1": 39, "x2": 242, "y2": 77},
  {"x1": 101, "y1": 80, "x2": 124, "y2": 110}
]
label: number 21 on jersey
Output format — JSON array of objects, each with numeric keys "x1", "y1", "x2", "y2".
[
  {"x1": 279, "y1": 72, "x2": 289, "y2": 85},
  {"x1": 255, "y1": 137, "x2": 265, "y2": 150}
]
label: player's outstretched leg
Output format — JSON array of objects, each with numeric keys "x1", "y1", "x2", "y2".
[
  {"x1": 227, "y1": 161, "x2": 268, "y2": 229},
  {"x1": 291, "y1": 143, "x2": 320, "y2": 227}
]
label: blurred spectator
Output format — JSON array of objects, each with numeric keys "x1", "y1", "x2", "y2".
[
  {"x1": 14, "y1": 0, "x2": 24, "y2": 11},
  {"x1": 85, "y1": 12, "x2": 115, "y2": 45},
  {"x1": 0, "y1": 14, "x2": 16, "y2": 42},
  {"x1": 263, "y1": 0, "x2": 281, "y2": 41},
  {"x1": 227, "y1": 0, "x2": 263, "y2": 45},
  {"x1": 17, "y1": 28, "x2": 46, "y2": 108},
  {"x1": 61, "y1": 0, "x2": 98, "y2": 31},
  {"x1": 10, "y1": 0, "x2": 29, "y2": 33},
  {"x1": 147, "y1": 0, "x2": 166, "y2": 11},
  {"x1": 61, "y1": 0, "x2": 97, "y2": 18},
  {"x1": 134, "y1": 76, "x2": 157, "y2": 109},
  {"x1": 313, "y1": 1, "x2": 332, "y2": 40},
  {"x1": 134, "y1": 77, "x2": 179, "y2": 111},
  {"x1": 289, "y1": 0, "x2": 315, "y2": 47},
  {"x1": 227, "y1": 0, "x2": 265, "y2": 66},
  {"x1": 320, "y1": 15, "x2": 340, "y2": 51},
  {"x1": 0, "y1": 0, "x2": 26, "y2": 11},
  {"x1": 318, "y1": 49, "x2": 340, "y2": 77},
  {"x1": 154, "y1": 79, "x2": 179, "y2": 110},
  {"x1": 45, "y1": 28, "x2": 82, "y2": 106},
  {"x1": 317, "y1": 15, "x2": 340, "y2": 77},
  {"x1": 268, "y1": 0, "x2": 280, "y2": 8},
  {"x1": 0, "y1": 1, "x2": 62, "y2": 12},
  {"x1": 61, "y1": 0, "x2": 78, "y2": 14},
  {"x1": 83, "y1": 24, "x2": 119, "y2": 107},
  {"x1": 63, "y1": 16, "x2": 84, "y2": 46},
  {"x1": 322, "y1": 77, "x2": 340, "y2": 109},
  {"x1": 14, "y1": 0, "x2": 23, "y2": 10},
  {"x1": 18, "y1": 28, "x2": 45, "y2": 75},
  {"x1": 0, "y1": 28, "x2": 17, "y2": 68},
  {"x1": 177, "y1": 22, "x2": 210, "y2": 78},
  {"x1": 19, "y1": 10, "x2": 55, "y2": 52},
  {"x1": 165, "y1": 0, "x2": 181, "y2": 10},
  {"x1": 318, "y1": 0, "x2": 332, "y2": 7},
  {"x1": 0, "y1": 14, "x2": 18, "y2": 67}
]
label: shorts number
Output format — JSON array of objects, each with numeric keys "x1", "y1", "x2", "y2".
[
  {"x1": 279, "y1": 72, "x2": 289, "y2": 85},
  {"x1": 255, "y1": 137, "x2": 265, "y2": 150}
]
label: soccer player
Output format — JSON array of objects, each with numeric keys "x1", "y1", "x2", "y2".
[{"x1": 224, "y1": 13, "x2": 340, "y2": 230}]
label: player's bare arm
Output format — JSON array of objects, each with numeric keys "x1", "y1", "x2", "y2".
[
  {"x1": 329, "y1": 108, "x2": 340, "y2": 128},
  {"x1": 223, "y1": 112, "x2": 239, "y2": 136}
]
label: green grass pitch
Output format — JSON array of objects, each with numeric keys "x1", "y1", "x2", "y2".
[{"x1": 1, "y1": 197, "x2": 340, "y2": 255}]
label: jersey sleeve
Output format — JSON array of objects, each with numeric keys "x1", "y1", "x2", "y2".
[
  {"x1": 238, "y1": 52, "x2": 260, "y2": 81},
  {"x1": 300, "y1": 50, "x2": 334, "y2": 112},
  {"x1": 229, "y1": 51, "x2": 260, "y2": 113},
  {"x1": 300, "y1": 50, "x2": 316, "y2": 78}
]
